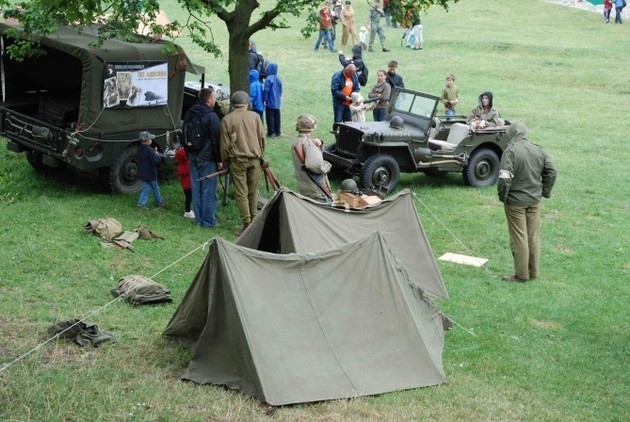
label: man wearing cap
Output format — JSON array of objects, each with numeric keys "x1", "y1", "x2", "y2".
[
  {"x1": 340, "y1": 0, "x2": 357, "y2": 46},
  {"x1": 136, "y1": 131, "x2": 167, "y2": 209},
  {"x1": 291, "y1": 115, "x2": 333, "y2": 202},
  {"x1": 220, "y1": 91, "x2": 265, "y2": 236},
  {"x1": 368, "y1": 1, "x2": 390, "y2": 52},
  {"x1": 498, "y1": 121, "x2": 557, "y2": 283},
  {"x1": 331, "y1": 63, "x2": 360, "y2": 125}
]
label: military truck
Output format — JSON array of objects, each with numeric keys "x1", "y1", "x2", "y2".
[
  {"x1": 0, "y1": 23, "x2": 212, "y2": 194},
  {"x1": 323, "y1": 88, "x2": 511, "y2": 192}
]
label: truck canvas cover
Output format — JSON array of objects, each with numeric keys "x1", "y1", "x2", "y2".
[{"x1": 0, "y1": 22, "x2": 201, "y2": 134}]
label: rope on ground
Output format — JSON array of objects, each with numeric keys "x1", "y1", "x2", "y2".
[
  {"x1": 411, "y1": 191, "x2": 497, "y2": 279},
  {"x1": 0, "y1": 241, "x2": 210, "y2": 375}
]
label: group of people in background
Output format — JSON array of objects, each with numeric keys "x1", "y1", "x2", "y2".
[
  {"x1": 136, "y1": 87, "x2": 265, "y2": 237},
  {"x1": 603, "y1": 0, "x2": 625, "y2": 24}
]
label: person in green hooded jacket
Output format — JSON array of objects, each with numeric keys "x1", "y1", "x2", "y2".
[{"x1": 498, "y1": 121, "x2": 557, "y2": 282}]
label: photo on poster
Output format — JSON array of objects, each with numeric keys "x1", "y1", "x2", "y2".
[{"x1": 103, "y1": 61, "x2": 168, "y2": 109}]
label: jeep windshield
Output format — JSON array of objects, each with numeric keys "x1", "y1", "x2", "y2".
[{"x1": 390, "y1": 89, "x2": 439, "y2": 133}]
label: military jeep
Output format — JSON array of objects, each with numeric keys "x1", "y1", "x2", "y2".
[
  {"x1": 0, "y1": 23, "x2": 210, "y2": 194},
  {"x1": 323, "y1": 88, "x2": 511, "y2": 192}
]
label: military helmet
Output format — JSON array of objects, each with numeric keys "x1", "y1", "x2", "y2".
[
  {"x1": 230, "y1": 90, "x2": 249, "y2": 107},
  {"x1": 339, "y1": 178, "x2": 358, "y2": 192},
  {"x1": 389, "y1": 116, "x2": 405, "y2": 129},
  {"x1": 295, "y1": 114, "x2": 317, "y2": 132}
]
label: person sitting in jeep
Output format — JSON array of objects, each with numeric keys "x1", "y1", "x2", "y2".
[{"x1": 467, "y1": 91, "x2": 502, "y2": 131}]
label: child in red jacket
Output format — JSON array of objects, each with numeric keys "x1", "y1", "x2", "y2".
[{"x1": 175, "y1": 148, "x2": 194, "y2": 219}]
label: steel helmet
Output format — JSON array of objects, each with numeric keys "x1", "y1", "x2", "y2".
[
  {"x1": 389, "y1": 116, "x2": 405, "y2": 129},
  {"x1": 230, "y1": 90, "x2": 250, "y2": 107},
  {"x1": 339, "y1": 178, "x2": 358, "y2": 192},
  {"x1": 295, "y1": 114, "x2": 317, "y2": 132}
]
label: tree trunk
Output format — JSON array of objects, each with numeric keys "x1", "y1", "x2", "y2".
[{"x1": 227, "y1": 29, "x2": 250, "y2": 95}]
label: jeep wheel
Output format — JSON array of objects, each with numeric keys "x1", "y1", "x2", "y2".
[
  {"x1": 109, "y1": 145, "x2": 142, "y2": 194},
  {"x1": 359, "y1": 154, "x2": 400, "y2": 193},
  {"x1": 463, "y1": 147, "x2": 500, "y2": 187}
]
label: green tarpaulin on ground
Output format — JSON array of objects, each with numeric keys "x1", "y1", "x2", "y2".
[{"x1": 164, "y1": 233, "x2": 446, "y2": 405}]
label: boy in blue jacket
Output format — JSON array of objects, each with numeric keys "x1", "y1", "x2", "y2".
[
  {"x1": 263, "y1": 62, "x2": 283, "y2": 137},
  {"x1": 136, "y1": 131, "x2": 167, "y2": 209},
  {"x1": 249, "y1": 69, "x2": 264, "y2": 121}
]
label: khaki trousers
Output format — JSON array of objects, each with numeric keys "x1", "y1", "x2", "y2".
[
  {"x1": 504, "y1": 203, "x2": 541, "y2": 280},
  {"x1": 230, "y1": 158, "x2": 261, "y2": 225}
]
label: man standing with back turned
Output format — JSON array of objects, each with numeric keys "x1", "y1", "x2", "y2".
[
  {"x1": 220, "y1": 91, "x2": 265, "y2": 237},
  {"x1": 498, "y1": 121, "x2": 557, "y2": 283},
  {"x1": 185, "y1": 87, "x2": 222, "y2": 228}
]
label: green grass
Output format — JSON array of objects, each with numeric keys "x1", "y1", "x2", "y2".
[{"x1": 1, "y1": 0, "x2": 629, "y2": 420}]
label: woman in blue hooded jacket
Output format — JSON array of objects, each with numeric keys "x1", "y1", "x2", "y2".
[{"x1": 263, "y1": 62, "x2": 283, "y2": 137}]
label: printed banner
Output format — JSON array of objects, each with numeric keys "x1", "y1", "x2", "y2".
[{"x1": 103, "y1": 61, "x2": 168, "y2": 109}]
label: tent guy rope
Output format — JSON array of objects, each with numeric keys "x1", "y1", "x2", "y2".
[{"x1": 0, "y1": 241, "x2": 210, "y2": 375}]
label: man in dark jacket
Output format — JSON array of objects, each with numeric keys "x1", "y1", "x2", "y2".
[
  {"x1": 338, "y1": 45, "x2": 366, "y2": 85},
  {"x1": 331, "y1": 63, "x2": 360, "y2": 125},
  {"x1": 498, "y1": 121, "x2": 557, "y2": 282},
  {"x1": 184, "y1": 87, "x2": 222, "y2": 228}
]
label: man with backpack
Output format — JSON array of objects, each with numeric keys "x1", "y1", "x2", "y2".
[{"x1": 182, "y1": 87, "x2": 222, "y2": 228}]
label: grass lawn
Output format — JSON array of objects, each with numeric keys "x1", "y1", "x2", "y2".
[{"x1": 0, "y1": 0, "x2": 628, "y2": 420}]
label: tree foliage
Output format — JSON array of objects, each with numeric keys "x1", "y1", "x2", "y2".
[{"x1": 0, "y1": 0, "x2": 458, "y2": 93}]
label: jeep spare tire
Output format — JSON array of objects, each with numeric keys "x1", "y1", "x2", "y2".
[
  {"x1": 109, "y1": 145, "x2": 142, "y2": 194},
  {"x1": 359, "y1": 153, "x2": 400, "y2": 193},
  {"x1": 463, "y1": 147, "x2": 500, "y2": 187}
]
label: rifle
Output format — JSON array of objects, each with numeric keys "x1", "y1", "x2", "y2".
[
  {"x1": 260, "y1": 159, "x2": 281, "y2": 192},
  {"x1": 195, "y1": 167, "x2": 230, "y2": 182}
]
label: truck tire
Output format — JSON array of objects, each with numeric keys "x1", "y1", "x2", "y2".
[
  {"x1": 109, "y1": 145, "x2": 142, "y2": 194},
  {"x1": 25, "y1": 150, "x2": 45, "y2": 172},
  {"x1": 463, "y1": 147, "x2": 500, "y2": 187},
  {"x1": 359, "y1": 153, "x2": 400, "y2": 193}
]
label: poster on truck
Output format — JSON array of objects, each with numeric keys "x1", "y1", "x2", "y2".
[{"x1": 103, "y1": 61, "x2": 168, "y2": 108}]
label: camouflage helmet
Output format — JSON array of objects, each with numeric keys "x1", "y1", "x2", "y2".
[
  {"x1": 295, "y1": 114, "x2": 317, "y2": 132},
  {"x1": 389, "y1": 116, "x2": 405, "y2": 130},
  {"x1": 339, "y1": 178, "x2": 358, "y2": 192},
  {"x1": 230, "y1": 90, "x2": 249, "y2": 107}
]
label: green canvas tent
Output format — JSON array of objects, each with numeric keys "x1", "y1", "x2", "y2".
[
  {"x1": 236, "y1": 188, "x2": 448, "y2": 299},
  {"x1": 164, "y1": 233, "x2": 447, "y2": 405}
]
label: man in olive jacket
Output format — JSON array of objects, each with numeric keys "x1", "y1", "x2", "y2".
[
  {"x1": 220, "y1": 91, "x2": 265, "y2": 237},
  {"x1": 498, "y1": 121, "x2": 557, "y2": 282}
]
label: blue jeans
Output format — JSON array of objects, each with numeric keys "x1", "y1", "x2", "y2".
[
  {"x1": 188, "y1": 155, "x2": 218, "y2": 227},
  {"x1": 373, "y1": 108, "x2": 386, "y2": 122},
  {"x1": 138, "y1": 180, "x2": 163, "y2": 206},
  {"x1": 614, "y1": 6, "x2": 623, "y2": 23},
  {"x1": 333, "y1": 102, "x2": 351, "y2": 124},
  {"x1": 314, "y1": 30, "x2": 335, "y2": 51}
]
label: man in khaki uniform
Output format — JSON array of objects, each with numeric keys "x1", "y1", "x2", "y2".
[
  {"x1": 220, "y1": 91, "x2": 265, "y2": 236},
  {"x1": 498, "y1": 121, "x2": 557, "y2": 282},
  {"x1": 340, "y1": 1, "x2": 357, "y2": 47}
]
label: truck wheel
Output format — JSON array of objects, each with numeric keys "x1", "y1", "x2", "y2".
[
  {"x1": 359, "y1": 154, "x2": 400, "y2": 193},
  {"x1": 25, "y1": 151, "x2": 45, "y2": 172},
  {"x1": 463, "y1": 147, "x2": 500, "y2": 187},
  {"x1": 109, "y1": 145, "x2": 142, "y2": 194}
]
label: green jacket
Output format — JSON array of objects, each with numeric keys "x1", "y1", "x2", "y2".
[
  {"x1": 440, "y1": 85, "x2": 458, "y2": 110},
  {"x1": 498, "y1": 121, "x2": 557, "y2": 206}
]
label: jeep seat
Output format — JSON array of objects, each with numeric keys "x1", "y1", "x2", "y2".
[{"x1": 428, "y1": 123, "x2": 470, "y2": 151}]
